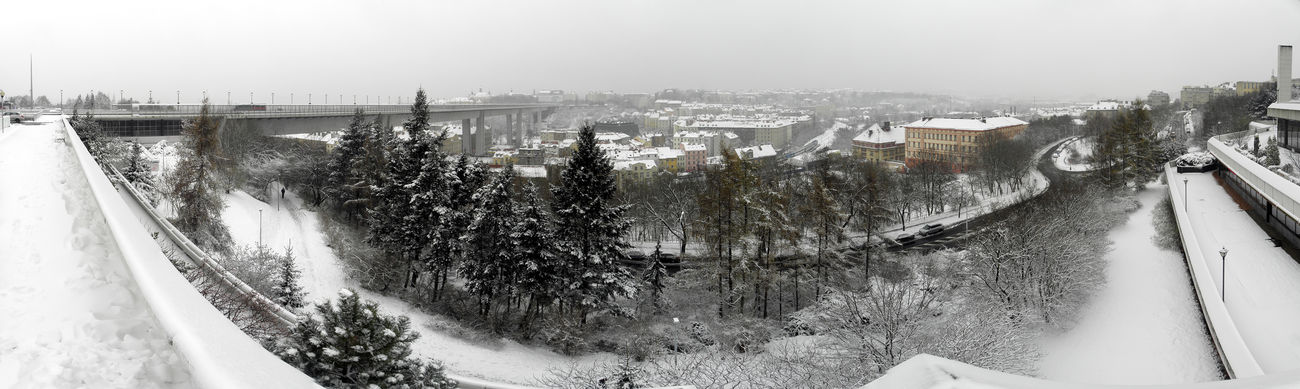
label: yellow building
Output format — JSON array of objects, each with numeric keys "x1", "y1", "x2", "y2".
[
  {"x1": 613, "y1": 160, "x2": 657, "y2": 191},
  {"x1": 851, "y1": 122, "x2": 906, "y2": 163},
  {"x1": 903, "y1": 117, "x2": 1028, "y2": 172}
]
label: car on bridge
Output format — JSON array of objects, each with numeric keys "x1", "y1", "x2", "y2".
[{"x1": 3, "y1": 112, "x2": 24, "y2": 123}]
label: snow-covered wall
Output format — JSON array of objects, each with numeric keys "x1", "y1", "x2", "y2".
[
  {"x1": 1165, "y1": 163, "x2": 1263, "y2": 378},
  {"x1": 60, "y1": 117, "x2": 319, "y2": 388}
]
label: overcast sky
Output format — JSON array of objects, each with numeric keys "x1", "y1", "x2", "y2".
[{"x1": 3, "y1": 0, "x2": 1298, "y2": 104}]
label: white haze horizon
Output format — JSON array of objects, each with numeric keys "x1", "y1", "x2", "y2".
[{"x1": 2, "y1": 0, "x2": 1298, "y2": 104}]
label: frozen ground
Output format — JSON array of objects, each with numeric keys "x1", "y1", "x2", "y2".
[
  {"x1": 1179, "y1": 170, "x2": 1300, "y2": 373},
  {"x1": 0, "y1": 120, "x2": 192, "y2": 388},
  {"x1": 1039, "y1": 184, "x2": 1221, "y2": 384},
  {"x1": 218, "y1": 188, "x2": 613, "y2": 384}
]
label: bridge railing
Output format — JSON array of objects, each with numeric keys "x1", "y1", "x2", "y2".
[{"x1": 59, "y1": 116, "x2": 318, "y2": 388}]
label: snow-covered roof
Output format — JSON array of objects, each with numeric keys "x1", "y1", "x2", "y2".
[
  {"x1": 735, "y1": 145, "x2": 778, "y2": 159},
  {"x1": 614, "y1": 160, "x2": 657, "y2": 170},
  {"x1": 680, "y1": 143, "x2": 707, "y2": 152},
  {"x1": 654, "y1": 147, "x2": 685, "y2": 160},
  {"x1": 852, "y1": 123, "x2": 906, "y2": 145},
  {"x1": 903, "y1": 117, "x2": 1028, "y2": 131}
]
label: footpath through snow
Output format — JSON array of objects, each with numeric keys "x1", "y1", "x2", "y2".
[
  {"x1": 219, "y1": 188, "x2": 612, "y2": 385},
  {"x1": 1039, "y1": 184, "x2": 1221, "y2": 384},
  {"x1": 0, "y1": 120, "x2": 193, "y2": 388}
]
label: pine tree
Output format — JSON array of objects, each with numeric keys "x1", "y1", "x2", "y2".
[
  {"x1": 276, "y1": 289, "x2": 455, "y2": 388},
  {"x1": 1266, "y1": 137, "x2": 1281, "y2": 166},
  {"x1": 551, "y1": 124, "x2": 633, "y2": 322},
  {"x1": 461, "y1": 166, "x2": 520, "y2": 320},
  {"x1": 514, "y1": 182, "x2": 562, "y2": 328},
  {"x1": 641, "y1": 241, "x2": 668, "y2": 314},
  {"x1": 367, "y1": 89, "x2": 450, "y2": 291},
  {"x1": 171, "y1": 101, "x2": 232, "y2": 254},
  {"x1": 122, "y1": 141, "x2": 154, "y2": 189},
  {"x1": 326, "y1": 109, "x2": 369, "y2": 214},
  {"x1": 273, "y1": 247, "x2": 306, "y2": 310}
]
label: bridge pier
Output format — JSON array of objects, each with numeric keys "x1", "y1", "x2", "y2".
[
  {"x1": 475, "y1": 113, "x2": 487, "y2": 156},
  {"x1": 461, "y1": 118, "x2": 474, "y2": 155}
]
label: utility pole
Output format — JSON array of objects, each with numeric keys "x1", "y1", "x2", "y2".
[{"x1": 29, "y1": 54, "x2": 34, "y2": 108}]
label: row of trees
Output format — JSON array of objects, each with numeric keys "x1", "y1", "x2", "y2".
[{"x1": 324, "y1": 90, "x2": 632, "y2": 330}]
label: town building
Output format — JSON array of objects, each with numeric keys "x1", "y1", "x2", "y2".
[
  {"x1": 1273, "y1": 45, "x2": 1300, "y2": 152},
  {"x1": 613, "y1": 160, "x2": 657, "y2": 190},
  {"x1": 674, "y1": 116, "x2": 795, "y2": 148},
  {"x1": 594, "y1": 118, "x2": 639, "y2": 137},
  {"x1": 677, "y1": 143, "x2": 707, "y2": 172},
  {"x1": 517, "y1": 148, "x2": 544, "y2": 165},
  {"x1": 852, "y1": 122, "x2": 906, "y2": 163},
  {"x1": 903, "y1": 116, "x2": 1029, "y2": 172},
  {"x1": 1147, "y1": 90, "x2": 1171, "y2": 106},
  {"x1": 734, "y1": 144, "x2": 778, "y2": 164},
  {"x1": 1181, "y1": 85, "x2": 1214, "y2": 108}
]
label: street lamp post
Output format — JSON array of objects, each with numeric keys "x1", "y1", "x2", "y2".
[
  {"x1": 176, "y1": 90, "x2": 180, "y2": 105},
  {"x1": 1183, "y1": 178, "x2": 1189, "y2": 212},
  {"x1": 59, "y1": 90, "x2": 62, "y2": 109},
  {"x1": 1220, "y1": 247, "x2": 1229, "y2": 301}
]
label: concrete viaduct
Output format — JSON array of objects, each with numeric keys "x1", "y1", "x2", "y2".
[{"x1": 87, "y1": 103, "x2": 558, "y2": 156}]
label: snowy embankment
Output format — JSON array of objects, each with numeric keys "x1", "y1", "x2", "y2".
[
  {"x1": 1039, "y1": 184, "x2": 1221, "y2": 384},
  {"x1": 0, "y1": 119, "x2": 192, "y2": 387},
  {"x1": 219, "y1": 188, "x2": 613, "y2": 385}
]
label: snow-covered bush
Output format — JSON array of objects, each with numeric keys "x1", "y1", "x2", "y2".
[
  {"x1": 219, "y1": 244, "x2": 287, "y2": 299},
  {"x1": 276, "y1": 289, "x2": 455, "y2": 388},
  {"x1": 1173, "y1": 151, "x2": 1215, "y2": 167}
]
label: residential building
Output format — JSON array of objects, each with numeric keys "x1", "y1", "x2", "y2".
[
  {"x1": 852, "y1": 122, "x2": 906, "y2": 163},
  {"x1": 678, "y1": 143, "x2": 707, "y2": 172},
  {"x1": 903, "y1": 117, "x2": 1029, "y2": 172},
  {"x1": 674, "y1": 117, "x2": 795, "y2": 148},
  {"x1": 534, "y1": 90, "x2": 566, "y2": 103},
  {"x1": 613, "y1": 160, "x2": 657, "y2": 190},
  {"x1": 1237, "y1": 81, "x2": 1271, "y2": 96},
  {"x1": 517, "y1": 148, "x2": 544, "y2": 165},
  {"x1": 491, "y1": 150, "x2": 517, "y2": 167},
  {"x1": 1147, "y1": 90, "x2": 1171, "y2": 106},
  {"x1": 734, "y1": 145, "x2": 778, "y2": 164},
  {"x1": 594, "y1": 118, "x2": 639, "y2": 137},
  {"x1": 1181, "y1": 86, "x2": 1214, "y2": 108}
]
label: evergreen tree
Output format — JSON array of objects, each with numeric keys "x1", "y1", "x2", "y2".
[
  {"x1": 326, "y1": 109, "x2": 369, "y2": 214},
  {"x1": 273, "y1": 247, "x2": 306, "y2": 310},
  {"x1": 461, "y1": 166, "x2": 520, "y2": 320},
  {"x1": 515, "y1": 182, "x2": 562, "y2": 328},
  {"x1": 122, "y1": 141, "x2": 154, "y2": 188},
  {"x1": 367, "y1": 89, "x2": 450, "y2": 291},
  {"x1": 276, "y1": 289, "x2": 455, "y2": 388},
  {"x1": 551, "y1": 124, "x2": 633, "y2": 322},
  {"x1": 171, "y1": 101, "x2": 232, "y2": 253},
  {"x1": 1267, "y1": 137, "x2": 1281, "y2": 166},
  {"x1": 641, "y1": 241, "x2": 668, "y2": 314}
]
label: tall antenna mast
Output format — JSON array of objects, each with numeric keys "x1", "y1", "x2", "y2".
[{"x1": 29, "y1": 54, "x2": 34, "y2": 108}]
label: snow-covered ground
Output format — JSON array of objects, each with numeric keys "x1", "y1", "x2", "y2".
[
  {"x1": 1039, "y1": 184, "x2": 1221, "y2": 384},
  {"x1": 218, "y1": 188, "x2": 613, "y2": 384},
  {"x1": 1052, "y1": 136, "x2": 1095, "y2": 172},
  {"x1": 0, "y1": 120, "x2": 192, "y2": 388},
  {"x1": 1178, "y1": 170, "x2": 1300, "y2": 374}
]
